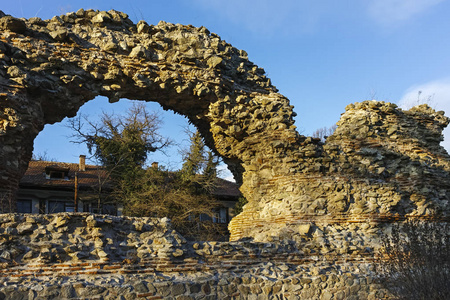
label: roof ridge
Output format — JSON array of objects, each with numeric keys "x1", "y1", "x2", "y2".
[{"x1": 29, "y1": 160, "x2": 102, "y2": 168}]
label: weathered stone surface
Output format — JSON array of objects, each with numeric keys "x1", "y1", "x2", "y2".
[
  {"x1": 49, "y1": 28, "x2": 68, "y2": 41},
  {"x1": 0, "y1": 213, "x2": 185, "y2": 264},
  {"x1": 0, "y1": 16, "x2": 26, "y2": 33},
  {"x1": 0, "y1": 213, "x2": 394, "y2": 298},
  {"x1": 230, "y1": 100, "x2": 450, "y2": 255},
  {"x1": 0, "y1": 10, "x2": 449, "y2": 299},
  {"x1": 0, "y1": 9, "x2": 289, "y2": 215}
]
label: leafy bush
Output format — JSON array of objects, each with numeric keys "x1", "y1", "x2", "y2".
[{"x1": 377, "y1": 219, "x2": 450, "y2": 300}]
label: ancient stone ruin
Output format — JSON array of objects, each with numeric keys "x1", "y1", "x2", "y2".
[
  {"x1": 0, "y1": 213, "x2": 382, "y2": 298},
  {"x1": 0, "y1": 9, "x2": 449, "y2": 298}
]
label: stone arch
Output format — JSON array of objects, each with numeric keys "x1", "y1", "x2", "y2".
[
  {"x1": 1, "y1": 10, "x2": 450, "y2": 250},
  {"x1": 0, "y1": 9, "x2": 299, "y2": 212}
]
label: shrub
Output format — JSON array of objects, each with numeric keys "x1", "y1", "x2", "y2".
[{"x1": 376, "y1": 219, "x2": 450, "y2": 300}]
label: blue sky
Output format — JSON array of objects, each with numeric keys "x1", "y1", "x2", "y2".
[{"x1": 3, "y1": 0, "x2": 450, "y2": 179}]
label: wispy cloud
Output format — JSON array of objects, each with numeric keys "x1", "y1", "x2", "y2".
[
  {"x1": 367, "y1": 0, "x2": 445, "y2": 26},
  {"x1": 398, "y1": 78, "x2": 450, "y2": 151}
]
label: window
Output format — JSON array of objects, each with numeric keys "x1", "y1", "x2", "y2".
[
  {"x1": 102, "y1": 204, "x2": 116, "y2": 215},
  {"x1": 199, "y1": 213, "x2": 212, "y2": 222},
  {"x1": 81, "y1": 202, "x2": 116, "y2": 215},
  {"x1": 48, "y1": 201, "x2": 64, "y2": 213},
  {"x1": 44, "y1": 166, "x2": 70, "y2": 180},
  {"x1": 48, "y1": 171, "x2": 64, "y2": 179},
  {"x1": 39, "y1": 200, "x2": 46, "y2": 214},
  {"x1": 17, "y1": 200, "x2": 32, "y2": 213},
  {"x1": 48, "y1": 201, "x2": 74, "y2": 213},
  {"x1": 83, "y1": 202, "x2": 90, "y2": 213},
  {"x1": 198, "y1": 208, "x2": 228, "y2": 223},
  {"x1": 213, "y1": 207, "x2": 228, "y2": 224}
]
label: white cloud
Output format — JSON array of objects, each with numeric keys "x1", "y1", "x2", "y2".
[
  {"x1": 398, "y1": 78, "x2": 450, "y2": 151},
  {"x1": 367, "y1": 0, "x2": 445, "y2": 26}
]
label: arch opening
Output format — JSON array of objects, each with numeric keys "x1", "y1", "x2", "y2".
[{"x1": 32, "y1": 96, "x2": 217, "y2": 172}]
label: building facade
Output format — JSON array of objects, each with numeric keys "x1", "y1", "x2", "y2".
[
  {"x1": 17, "y1": 156, "x2": 241, "y2": 225},
  {"x1": 17, "y1": 156, "x2": 117, "y2": 215}
]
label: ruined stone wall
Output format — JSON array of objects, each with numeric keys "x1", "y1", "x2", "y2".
[
  {"x1": 229, "y1": 101, "x2": 450, "y2": 253},
  {"x1": 0, "y1": 9, "x2": 297, "y2": 212},
  {"x1": 0, "y1": 213, "x2": 389, "y2": 299},
  {"x1": 0, "y1": 9, "x2": 449, "y2": 279}
]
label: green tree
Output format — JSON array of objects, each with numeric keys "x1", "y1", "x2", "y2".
[
  {"x1": 180, "y1": 130, "x2": 220, "y2": 193},
  {"x1": 233, "y1": 197, "x2": 248, "y2": 216},
  {"x1": 67, "y1": 103, "x2": 171, "y2": 211},
  {"x1": 203, "y1": 151, "x2": 219, "y2": 181},
  {"x1": 68, "y1": 103, "x2": 170, "y2": 180},
  {"x1": 181, "y1": 130, "x2": 206, "y2": 180}
]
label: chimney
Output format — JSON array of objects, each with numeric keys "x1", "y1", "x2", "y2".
[
  {"x1": 79, "y1": 155, "x2": 86, "y2": 172},
  {"x1": 151, "y1": 162, "x2": 159, "y2": 169}
]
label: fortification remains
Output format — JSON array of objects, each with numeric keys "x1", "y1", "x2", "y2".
[
  {"x1": 0, "y1": 213, "x2": 387, "y2": 299},
  {"x1": 0, "y1": 9, "x2": 449, "y2": 298}
]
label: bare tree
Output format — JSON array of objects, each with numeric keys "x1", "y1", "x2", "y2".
[
  {"x1": 31, "y1": 150, "x2": 55, "y2": 161},
  {"x1": 119, "y1": 166, "x2": 222, "y2": 240},
  {"x1": 312, "y1": 124, "x2": 337, "y2": 142},
  {"x1": 66, "y1": 103, "x2": 171, "y2": 175},
  {"x1": 122, "y1": 129, "x2": 223, "y2": 240},
  {"x1": 66, "y1": 103, "x2": 171, "y2": 213}
]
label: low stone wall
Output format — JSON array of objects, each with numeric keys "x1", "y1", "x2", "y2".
[
  {"x1": 1, "y1": 262, "x2": 386, "y2": 299},
  {"x1": 0, "y1": 213, "x2": 389, "y2": 299}
]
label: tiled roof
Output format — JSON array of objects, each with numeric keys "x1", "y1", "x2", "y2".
[
  {"x1": 20, "y1": 161, "x2": 241, "y2": 198},
  {"x1": 20, "y1": 160, "x2": 110, "y2": 190},
  {"x1": 212, "y1": 178, "x2": 241, "y2": 198}
]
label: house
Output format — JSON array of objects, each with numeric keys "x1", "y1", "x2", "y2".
[
  {"x1": 17, "y1": 156, "x2": 242, "y2": 224},
  {"x1": 201, "y1": 177, "x2": 242, "y2": 224},
  {"x1": 17, "y1": 155, "x2": 116, "y2": 215}
]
